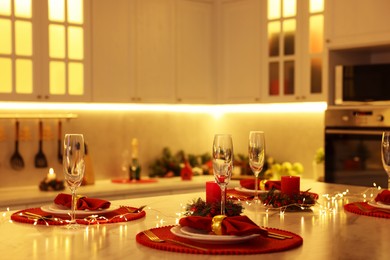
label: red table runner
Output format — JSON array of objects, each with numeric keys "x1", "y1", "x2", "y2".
[
  {"x1": 111, "y1": 179, "x2": 158, "y2": 184},
  {"x1": 11, "y1": 206, "x2": 146, "y2": 225},
  {"x1": 136, "y1": 226, "x2": 303, "y2": 255},
  {"x1": 344, "y1": 202, "x2": 390, "y2": 219}
]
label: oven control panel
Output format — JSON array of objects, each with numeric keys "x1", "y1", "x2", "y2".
[{"x1": 325, "y1": 108, "x2": 390, "y2": 127}]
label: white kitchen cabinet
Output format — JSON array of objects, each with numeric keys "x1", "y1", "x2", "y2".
[
  {"x1": 176, "y1": 0, "x2": 216, "y2": 104},
  {"x1": 92, "y1": 0, "x2": 215, "y2": 104},
  {"x1": 260, "y1": 0, "x2": 326, "y2": 103},
  {"x1": 131, "y1": 0, "x2": 215, "y2": 104},
  {"x1": 0, "y1": 0, "x2": 91, "y2": 102},
  {"x1": 131, "y1": 0, "x2": 176, "y2": 103},
  {"x1": 91, "y1": 0, "x2": 133, "y2": 102},
  {"x1": 326, "y1": 0, "x2": 390, "y2": 49},
  {"x1": 219, "y1": 0, "x2": 262, "y2": 104}
]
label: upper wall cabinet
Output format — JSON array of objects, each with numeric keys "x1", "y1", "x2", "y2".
[
  {"x1": 260, "y1": 0, "x2": 326, "y2": 103},
  {"x1": 131, "y1": 0, "x2": 216, "y2": 104},
  {"x1": 219, "y1": 0, "x2": 326, "y2": 104},
  {"x1": 0, "y1": 0, "x2": 92, "y2": 102},
  {"x1": 92, "y1": 0, "x2": 215, "y2": 104},
  {"x1": 326, "y1": 0, "x2": 390, "y2": 49},
  {"x1": 219, "y1": 0, "x2": 262, "y2": 103}
]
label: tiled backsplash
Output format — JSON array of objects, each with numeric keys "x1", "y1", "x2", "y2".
[{"x1": 0, "y1": 108, "x2": 324, "y2": 187}]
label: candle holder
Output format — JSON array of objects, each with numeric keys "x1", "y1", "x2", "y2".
[
  {"x1": 39, "y1": 179, "x2": 65, "y2": 191},
  {"x1": 39, "y1": 168, "x2": 65, "y2": 191}
]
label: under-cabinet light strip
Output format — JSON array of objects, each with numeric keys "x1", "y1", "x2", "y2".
[{"x1": 0, "y1": 102, "x2": 327, "y2": 114}]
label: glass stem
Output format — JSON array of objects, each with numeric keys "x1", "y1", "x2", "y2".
[
  {"x1": 254, "y1": 175, "x2": 259, "y2": 200},
  {"x1": 71, "y1": 189, "x2": 76, "y2": 223},
  {"x1": 388, "y1": 177, "x2": 390, "y2": 191},
  {"x1": 220, "y1": 185, "x2": 226, "y2": 215}
]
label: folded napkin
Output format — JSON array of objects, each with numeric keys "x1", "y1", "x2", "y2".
[
  {"x1": 179, "y1": 215, "x2": 268, "y2": 236},
  {"x1": 375, "y1": 190, "x2": 390, "y2": 204},
  {"x1": 240, "y1": 179, "x2": 281, "y2": 191},
  {"x1": 54, "y1": 193, "x2": 111, "y2": 210}
]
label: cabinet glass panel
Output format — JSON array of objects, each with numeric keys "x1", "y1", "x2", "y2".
[
  {"x1": 0, "y1": 0, "x2": 11, "y2": 15},
  {"x1": 0, "y1": 58, "x2": 12, "y2": 93},
  {"x1": 15, "y1": 20, "x2": 32, "y2": 56},
  {"x1": 68, "y1": 62, "x2": 83, "y2": 95},
  {"x1": 310, "y1": 57, "x2": 322, "y2": 93},
  {"x1": 0, "y1": 18, "x2": 11, "y2": 54},
  {"x1": 283, "y1": 19, "x2": 295, "y2": 55},
  {"x1": 268, "y1": 21, "x2": 280, "y2": 56},
  {"x1": 49, "y1": 24, "x2": 65, "y2": 58},
  {"x1": 15, "y1": 0, "x2": 31, "y2": 18},
  {"x1": 50, "y1": 61, "x2": 66, "y2": 94},
  {"x1": 309, "y1": 15, "x2": 323, "y2": 53},
  {"x1": 68, "y1": 26, "x2": 83, "y2": 60},
  {"x1": 310, "y1": 0, "x2": 324, "y2": 13},
  {"x1": 284, "y1": 61, "x2": 294, "y2": 94},
  {"x1": 15, "y1": 58, "x2": 32, "y2": 93},
  {"x1": 269, "y1": 62, "x2": 279, "y2": 95},
  {"x1": 67, "y1": 0, "x2": 83, "y2": 24},
  {"x1": 48, "y1": 0, "x2": 65, "y2": 22},
  {"x1": 268, "y1": 0, "x2": 281, "y2": 19},
  {"x1": 283, "y1": 0, "x2": 296, "y2": 17}
]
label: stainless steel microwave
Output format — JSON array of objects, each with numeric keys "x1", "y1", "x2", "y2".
[{"x1": 335, "y1": 63, "x2": 390, "y2": 105}]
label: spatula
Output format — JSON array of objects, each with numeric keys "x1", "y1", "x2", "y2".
[
  {"x1": 34, "y1": 120, "x2": 48, "y2": 168},
  {"x1": 10, "y1": 120, "x2": 25, "y2": 170}
]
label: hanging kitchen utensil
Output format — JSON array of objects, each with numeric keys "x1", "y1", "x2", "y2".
[
  {"x1": 57, "y1": 120, "x2": 63, "y2": 164},
  {"x1": 34, "y1": 120, "x2": 48, "y2": 168},
  {"x1": 10, "y1": 120, "x2": 25, "y2": 171}
]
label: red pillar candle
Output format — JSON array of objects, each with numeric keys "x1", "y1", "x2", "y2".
[
  {"x1": 206, "y1": 181, "x2": 222, "y2": 204},
  {"x1": 281, "y1": 176, "x2": 300, "y2": 197}
]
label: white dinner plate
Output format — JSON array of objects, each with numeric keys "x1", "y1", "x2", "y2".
[
  {"x1": 234, "y1": 186, "x2": 279, "y2": 196},
  {"x1": 41, "y1": 204, "x2": 119, "y2": 216},
  {"x1": 367, "y1": 200, "x2": 390, "y2": 209},
  {"x1": 170, "y1": 226, "x2": 259, "y2": 244}
]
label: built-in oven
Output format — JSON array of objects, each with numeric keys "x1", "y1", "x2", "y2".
[{"x1": 325, "y1": 107, "x2": 390, "y2": 188}]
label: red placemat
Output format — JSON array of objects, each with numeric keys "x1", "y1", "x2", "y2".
[
  {"x1": 11, "y1": 206, "x2": 146, "y2": 225},
  {"x1": 344, "y1": 202, "x2": 390, "y2": 219},
  {"x1": 111, "y1": 179, "x2": 158, "y2": 184},
  {"x1": 136, "y1": 226, "x2": 303, "y2": 255}
]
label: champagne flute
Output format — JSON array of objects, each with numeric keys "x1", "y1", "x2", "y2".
[
  {"x1": 212, "y1": 134, "x2": 233, "y2": 215},
  {"x1": 381, "y1": 132, "x2": 390, "y2": 190},
  {"x1": 248, "y1": 131, "x2": 265, "y2": 201},
  {"x1": 63, "y1": 134, "x2": 85, "y2": 227}
]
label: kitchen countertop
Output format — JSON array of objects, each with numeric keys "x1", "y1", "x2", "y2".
[
  {"x1": 0, "y1": 179, "x2": 389, "y2": 259},
  {"x1": 0, "y1": 175, "x2": 233, "y2": 210}
]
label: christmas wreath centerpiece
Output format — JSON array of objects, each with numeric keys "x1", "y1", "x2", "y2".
[
  {"x1": 259, "y1": 188, "x2": 318, "y2": 211},
  {"x1": 184, "y1": 198, "x2": 243, "y2": 217}
]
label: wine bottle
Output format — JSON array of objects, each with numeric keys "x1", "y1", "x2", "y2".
[{"x1": 129, "y1": 138, "x2": 141, "y2": 181}]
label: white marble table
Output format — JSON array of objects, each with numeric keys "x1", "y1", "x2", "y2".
[{"x1": 0, "y1": 179, "x2": 389, "y2": 259}]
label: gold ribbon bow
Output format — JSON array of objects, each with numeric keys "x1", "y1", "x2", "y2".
[{"x1": 211, "y1": 215, "x2": 226, "y2": 235}]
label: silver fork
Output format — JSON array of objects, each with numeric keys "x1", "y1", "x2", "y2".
[{"x1": 142, "y1": 229, "x2": 208, "y2": 251}]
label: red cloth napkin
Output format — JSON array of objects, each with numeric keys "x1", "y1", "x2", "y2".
[
  {"x1": 375, "y1": 190, "x2": 390, "y2": 204},
  {"x1": 179, "y1": 215, "x2": 268, "y2": 236},
  {"x1": 54, "y1": 193, "x2": 111, "y2": 210},
  {"x1": 239, "y1": 179, "x2": 281, "y2": 190}
]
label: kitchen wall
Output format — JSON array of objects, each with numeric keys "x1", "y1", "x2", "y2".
[{"x1": 0, "y1": 106, "x2": 324, "y2": 188}]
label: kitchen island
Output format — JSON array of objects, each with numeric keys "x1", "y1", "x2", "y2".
[{"x1": 0, "y1": 179, "x2": 389, "y2": 259}]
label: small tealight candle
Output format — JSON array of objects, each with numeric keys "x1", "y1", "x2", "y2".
[
  {"x1": 46, "y1": 168, "x2": 57, "y2": 182},
  {"x1": 206, "y1": 181, "x2": 222, "y2": 204},
  {"x1": 281, "y1": 176, "x2": 300, "y2": 197}
]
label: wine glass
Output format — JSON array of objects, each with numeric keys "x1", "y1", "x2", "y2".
[
  {"x1": 248, "y1": 131, "x2": 265, "y2": 201},
  {"x1": 63, "y1": 134, "x2": 85, "y2": 228},
  {"x1": 381, "y1": 132, "x2": 390, "y2": 190},
  {"x1": 212, "y1": 134, "x2": 233, "y2": 215}
]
